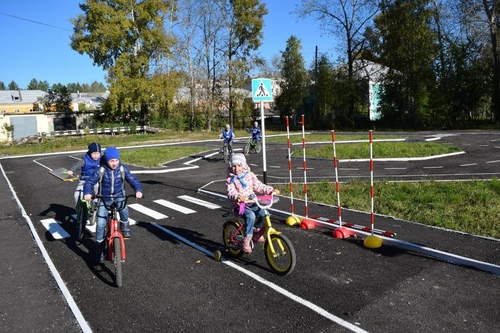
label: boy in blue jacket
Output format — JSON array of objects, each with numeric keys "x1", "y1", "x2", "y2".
[{"x1": 83, "y1": 147, "x2": 143, "y2": 264}]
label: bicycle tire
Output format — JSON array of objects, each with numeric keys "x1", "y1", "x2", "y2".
[
  {"x1": 255, "y1": 141, "x2": 262, "y2": 153},
  {"x1": 243, "y1": 142, "x2": 250, "y2": 155},
  {"x1": 113, "y1": 237, "x2": 123, "y2": 287},
  {"x1": 223, "y1": 145, "x2": 229, "y2": 163},
  {"x1": 264, "y1": 234, "x2": 296, "y2": 276},
  {"x1": 77, "y1": 202, "x2": 88, "y2": 243},
  {"x1": 222, "y1": 220, "x2": 244, "y2": 258}
]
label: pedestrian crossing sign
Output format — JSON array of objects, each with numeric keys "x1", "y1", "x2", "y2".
[{"x1": 252, "y1": 78, "x2": 273, "y2": 102}]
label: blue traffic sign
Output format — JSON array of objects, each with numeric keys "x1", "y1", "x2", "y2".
[{"x1": 252, "y1": 78, "x2": 273, "y2": 102}]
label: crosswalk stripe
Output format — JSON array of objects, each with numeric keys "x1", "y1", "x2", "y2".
[
  {"x1": 178, "y1": 195, "x2": 223, "y2": 209},
  {"x1": 154, "y1": 199, "x2": 196, "y2": 214},
  {"x1": 40, "y1": 219, "x2": 70, "y2": 239},
  {"x1": 128, "y1": 203, "x2": 168, "y2": 219}
]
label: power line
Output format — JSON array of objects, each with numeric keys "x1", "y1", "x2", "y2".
[{"x1": 0, "y1": 11, "x2": 72, "y2": 32}]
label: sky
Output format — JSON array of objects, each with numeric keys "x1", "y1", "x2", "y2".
[{"x1": 0, "y1": 1, "x2": 336, "y2": 89}]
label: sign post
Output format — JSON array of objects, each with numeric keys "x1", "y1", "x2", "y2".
[{"x1": 252, "y1": 78, "x2": 273, "y2": 183}]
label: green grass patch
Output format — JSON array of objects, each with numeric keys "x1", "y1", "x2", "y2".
[{"x1": 120, "y1": 146, "x2": 208, "y2": 168}]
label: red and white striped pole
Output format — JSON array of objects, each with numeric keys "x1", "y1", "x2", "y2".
[
  {"x1": 301, "y1": 114, "x2": 309, "y2": 218},
  {"x1": 369, "y1": 130, "x2": 375, "y2": 235},
  {"x1": 331, "y1": 130, "x2": 342, "y2": 226},
  {"x1": 286, "y1": 116, "x2": 295, "y2": 214}
]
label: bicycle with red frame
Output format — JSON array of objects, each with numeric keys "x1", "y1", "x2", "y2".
[
  {"x1": 222, "y1": 193, "x2": 296, "y2": 276},
  {"x1": 97, "y1": 194, "x2": 136, "y2": 287}
]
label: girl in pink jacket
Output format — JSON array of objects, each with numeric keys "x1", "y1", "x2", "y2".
[{"x1": 226, "y1": 153, "x2": 279, "y2": 253}]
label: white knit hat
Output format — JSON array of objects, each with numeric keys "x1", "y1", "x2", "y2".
[{"x1": 230, "y1": 153, "x2": 246, "y2": 166}]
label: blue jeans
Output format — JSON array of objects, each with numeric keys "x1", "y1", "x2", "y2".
[
  {"x1": 243, "y1": 204, "x2": 266, "y2": 237},
  {"x1": 95, "y1": 198, "x2": 129, "y2": 242}
]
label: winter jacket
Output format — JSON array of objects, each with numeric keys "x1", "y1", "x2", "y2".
[
  {"x1": 226, "y1": 161, "x2": 274, "y2": 206},
  {"x1": 83, "y1": 163, "x2": 143, "y2": 197}
]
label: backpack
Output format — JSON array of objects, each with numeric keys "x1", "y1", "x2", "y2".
[{"x1": 98, "y1": 165, "x2": 125, "y2": 195}]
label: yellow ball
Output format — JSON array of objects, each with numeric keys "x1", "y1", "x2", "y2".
[
  {"x1": 363, "y1": 235, "x2": 383, "y2": 249},
  {"x1": 286, "y1": 215, "x2": 300, "y2": 226}
]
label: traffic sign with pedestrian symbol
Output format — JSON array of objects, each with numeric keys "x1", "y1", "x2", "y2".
[{"x1": 252, "y1": 78, "x2": 273, "y2": 102}]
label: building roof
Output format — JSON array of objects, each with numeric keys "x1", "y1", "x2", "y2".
[{"x1": 0, "y1": 90, "x2": 46, "y2": 104}]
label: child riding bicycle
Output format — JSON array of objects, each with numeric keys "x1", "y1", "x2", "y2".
[
  {"x1": 83, "y1": 147, "x2": 143, "y2": 264},
  {"x1": 219, "y1": 124, "x2": 235, "y2": 155},
  {"x1": 249, "y1": 121, "x2": 261, "y2": 143},
  {"x1": 67, "y1": 142, "x2": 102, "y2": 211},
  {"x1": 226, "y1": 153, "x2": 279, "y2": 254}
]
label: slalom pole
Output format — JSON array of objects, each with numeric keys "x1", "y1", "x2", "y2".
[
  {"x1": 331, "y1": 130, "x2": 342, "y2": 226},
  {"x1": 285, "y1": 116, "x2": 301, "y2": 227},
  {"x1": 369, "y1": 130, "x2": 374, "y2": 235},
  {"x1": 286, "y1": 116, "x2": 295, "y2": 215},
  {"x1": 331, "y1": 130, "x2": 353, "y2": 239},
  {"x1": 363, "y1": 130, "x2": 382, "y2": 248},
  {"x1": 301, "y1": 114, "x2": 309, "y2": 219}
]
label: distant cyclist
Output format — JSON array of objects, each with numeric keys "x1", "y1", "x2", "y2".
[
  {"x1": 249, "y1": 121, "x2": 261, "y2": 143},
  {"x1": 219, "y1": 124, "x2": 235, "y2": 155}
]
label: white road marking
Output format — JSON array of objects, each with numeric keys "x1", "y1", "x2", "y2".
[
  {"x1": 151, "y1": 222, "x2": 368, "y2": 333},
  {"x1": 154, "y1": 199, "x2": 196, "y2": 214},
  {"x1": 128, "y1": 203, "x2": 168, "y2": 219},
  {"x1": 178, "y1": 195, "x2": 222, "y2": 209},
  {"x1": 40, "y1": 219, "x2": 70, "y2": 239},
  {"x1": 1, "y1": 163, "x2": 91, "y2": 332},
  {"x1": 486, "y1": 160, "x2": 500, "y2": 164},
  {"x1": 423, "y1": 166, "x2": 443, "y2": 169},
  {"x1": 460, "y1": 163, "x2": 477, "y2": 167}
]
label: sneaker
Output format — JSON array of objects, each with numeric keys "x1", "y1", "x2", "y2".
[
  {"x1": 242, "y1": 236, "x2": 252, "y2": 254},
  {"x1": 122, "y1": 230, "x2": 131, "y2": 239},
  {"x1": 94, "y1": 241, "x2": 105, "y2": 265},
  {"x1": 257, "y1": 235, "x2": 265, "y2": 243},
  {"x1": 120, "y1": 222, "x2": 131, "y2": 239}
]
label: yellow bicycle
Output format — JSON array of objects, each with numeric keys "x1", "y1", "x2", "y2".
[{"x1": 222, "y1": 194, "x2": 296, "y2": 276}]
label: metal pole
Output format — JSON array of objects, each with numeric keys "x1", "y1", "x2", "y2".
[{"x1": 260, "y1": 101, "x2": 267, "y2": 183}]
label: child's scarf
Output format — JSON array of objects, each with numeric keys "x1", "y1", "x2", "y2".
[{"x1": 231, "y1": 171, "x2": 248, "y2": 188}]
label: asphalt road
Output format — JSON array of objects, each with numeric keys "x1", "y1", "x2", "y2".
[{"x1": 1, "y1": 131, "x2": 500, "y2": 333}]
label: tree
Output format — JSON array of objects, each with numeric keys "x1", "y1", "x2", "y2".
[
  {"x1": 27, "y1": 78, "x2": 49, "y2": 91},
  {"x1": 296, "y1": 0, "x2": 379, "y2": 125},
  {"x1": 374, "y1": 0, "x2": 437, "y2": 128},
  {"x1": 71, "y1": 0, "x2": 176, "y2": 124},
  {"x1": 0, "y1": 81, "x2": 5, "y2": 90},
  {"x1": 8, "y1": 81, "x2": 19, "y2": 90},
  {"x1": 224, "y1": 0, "x2": 268, "y2": 127},
  {"x1": 43, "y1": 85, "x2": 73, "y2": 112},
  {"x1": 275, "y1": 36, "x2": 308, "y2": 123}
]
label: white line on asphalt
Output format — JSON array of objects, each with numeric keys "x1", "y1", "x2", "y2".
[
  {"x1": 423, "y1": 166, "x2": 443, "y2": 169},
  {"x1": 178, "y1": 195, "x2": 223, "y2": 209},
  {"x1": 0, "y1": 164, "x2": 92, "y2": 333},
  {"x1": 40, "y1": 219, "x2": 71, "y2": 239},
  {"x1": 154, "y1": 199, "x2": 196, "y2": 214},
  {"x1": 150, "y1": 222, "x2": 369, "y2": 333},
  {"x1": 460, "y1": 163, "x2": 477, "y2": 167},
  {"x1": 486, "y1": 160, "x2": 500, "y2": 164},
  {"x1": 128, "y1": 203, "x2": 168, "y2": 219}
]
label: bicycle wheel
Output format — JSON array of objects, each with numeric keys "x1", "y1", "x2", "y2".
[
  {"x1": 264, "y1": 234, "x2": 296, "y2": 276},
  {"x1": 223, "y1": 145, "x2": 229, "y2": 163},
  {"x1": 243, "y1": 142, "x2": 250, "y2": 155},
  {"x1": 255, "y1": 141, "x2": 262, "y2": 153},
  {"x1": 76, "y1": 202, "x2": 88, "y2": 243},
  {"x1": 222, "y1": 220, "x2": 244, "y2": 258},
  {"x1": 113, "y1": 237, "x2": 123, "y2": 287}
]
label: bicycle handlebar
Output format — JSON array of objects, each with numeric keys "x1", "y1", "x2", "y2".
[
  {"x1": 95, "y1": 194, "x2": 141, "y2": 212},
  {"x1": 247, "y1": 194, "x2": 278, "y2": 210}
]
